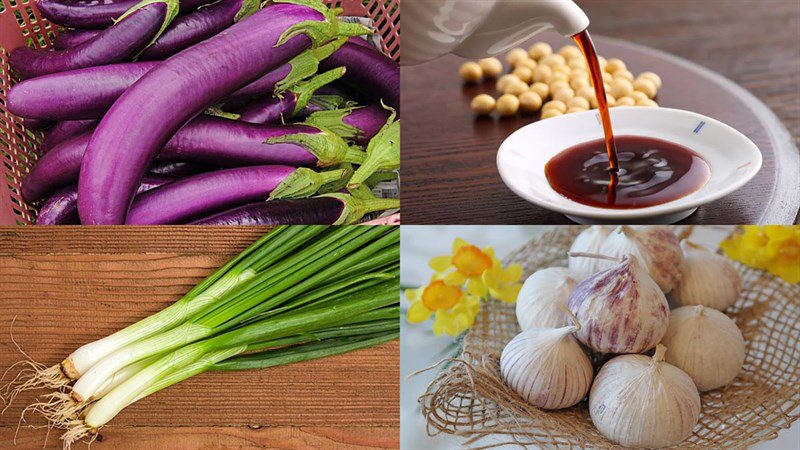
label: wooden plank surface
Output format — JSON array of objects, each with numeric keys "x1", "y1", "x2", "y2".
[
  {"x1": 401, "y1": 0, "x2": 800, "y2": 225},
  {"x1": 0, "y1": 227, "x2": 399, "y2": 449}
]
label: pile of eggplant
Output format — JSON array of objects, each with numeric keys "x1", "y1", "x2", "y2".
[{"x1": 8, "y1": 0, "x2": 400, "y2": 225}]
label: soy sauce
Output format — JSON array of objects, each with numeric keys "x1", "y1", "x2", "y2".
[
  {"x1": 545, "y1": 136, "x2": 711, "y2": 209},
  {"x1": 572, "y1": 30, "x2": 618, "y2": 171}
]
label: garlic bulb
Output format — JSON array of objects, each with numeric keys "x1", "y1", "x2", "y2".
[
  {"x1": 598, "y1": 225, "x2": 684, "y2": 293},
  {"x1": 590, "y1": 345, "x2": 701, "y2": 448},
  {"x1": 568, "y1": 254, "x2": 668, "y2": 354},
  {"x1": 670, "y1": 241, "x2": 741, "y2": 311},
  {"x1": 568, "y1": 226, "x2": 614, "y2": 281},
  {"x1": 516, "y1": 267, "x2": 575, "y2": 329},
  {"x1": 661, "y1": 305, "x2": 745, "y2": 391},
  {"x1": 500, "y1": 317, "x2": 593, "y2": 409}
]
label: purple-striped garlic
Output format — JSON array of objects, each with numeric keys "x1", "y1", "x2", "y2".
[
  {"x1": 516, "y1": 267, "x2": 575, "y2": 330},
  {"x1": 598, "y1": 225, "x2": 684, "y2": 293},
  {"x1": 670, "y1": 241, "x2": 741, "y2": 311},
  {"x1": 661, "y1": 306, "x2": 745, "y2": 391},
  {"x1": 500, "y1": 312, "x2": 593, "y2": 410},
  {"x1": 589, "y1": 344, "x2": 701, "y2": 448},
  {"x1": 568, "y1": 225, "x2": 614, "y2": 281},
  {"x1": 567, "y1": 254, "x2": 668, "y2": 354}
]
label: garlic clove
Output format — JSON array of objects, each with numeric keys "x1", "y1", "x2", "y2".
[
  {"x1": 589, "y1": 344, "x2": 701, "y2": 448},
  {"x1": 568, "y1": 254, "x2": 669, "y2": 354},
  {"x1": 516, "y1": 267, "x2": 575, "y2": 330},
  {"x1": 670, "y1": 241, "x2": 741, "y2": 311},
  {"x1": 568, "y1": 226, "x2": 614, "y2": 281},
  {"x1": 500, "y1": 323, "x2": 593, "y2": 410},
  {"x1": 598, "y1": 225, "x2": 684, "y2": 294},
  {"x1": 661, "y1": 305, "x2": 745, "y2": 391}
]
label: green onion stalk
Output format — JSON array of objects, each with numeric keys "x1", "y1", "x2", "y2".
[
  {"x1": 2, "y1": 226, "x2": 328, "y2": 404},
  {"x1": 8, "y1": 226, "x2": 399, "y2": 447}
]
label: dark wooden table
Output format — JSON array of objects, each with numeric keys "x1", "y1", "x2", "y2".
[
  {"x1": 0, "y1": 227, "x2": 399, "y2": 450},
  {"x1": 401, "y1": 0, "x2": 800, "y2": 224}
]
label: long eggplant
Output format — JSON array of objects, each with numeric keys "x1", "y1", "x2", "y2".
[
  {"x1": 319, "y1": 40, "x2": 399, "y2": 110},
  {"x1": 39, "y1": 119, "x2": 98, "y2": 154},
  {"x1": 190, "y1": 193, "x2": 399, "y2": 225},
  {"x1": 53, "y1": 29, "x2": 100, "y2": 50},
  {"x1": 22, "y1": 116, "x2": 361, "y2": 202},
  {"x1": 304, "y1": 104, "x2": 390, "y2": 145},
  {"x1": 78, "y1": 0, "x2": 369, "y2": 224},
  {"x1": 38, "y1": 0, "x2": 211, "y2": 28},
  {"x1": 10, "y1": 0, "x2": 178, "y2": 79},
  {"x1": 236, "y1": 67, "x2": 345, "y2": 124},
  {"x1": 36, "y1": 175, "x2": 173, "y2": 225},
  {"x1": 125, "y1": 165, "x2": 349, "y2": 224}
]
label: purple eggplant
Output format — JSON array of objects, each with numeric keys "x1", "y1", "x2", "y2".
[
  {"x1": 10, "y1": 0, "x2": 178, "y2": 80},
  {"x1": 125, "y1": 165, "x2": 349, "y2": 224},
  {"x1": 21, "y1": 117, "x2": 53, "y2": 131},
  {"x1": 8, "y1": 62, "x2": 158, "y2": 120},
  {"x1": 148, "y1": 161, "x2": 210, "y2": 177},
  {"x1": 22, "y1": 115, "x2": 361, "y2": 202},
  {"x1": 38, "y1": 0, "x2": 212, "y2": 29},
  {"x1": 190, "y1": 193, "x2": 399, "y2": 225},
  {"x1": 54, "y1": 29, "x2": 100, "y2": 50},
  {"x1": 304, "y1": 104, "x2": 390, "y2": 145},
  {"x1": 236, "y1": 67, "x2": 346, "y2": 124},
  {"x1": 40, "y1": 119, "x2": 97, "y2": 154},
  {"x1": 319, "y1": 41, "x2": 399, "y2": 110},
  {"x1": 139, "y1": 0, "x2": 258, "y2": 60},
  {"x1": 78, "y1": 1, "x2": 369, "y2": 224},
  {"x1": 36, "y1": 175, "x2": 173, "y2": 225}
]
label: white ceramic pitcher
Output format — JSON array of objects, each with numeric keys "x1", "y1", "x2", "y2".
[{"x1": 403, "y1": 0, "x2": 590, "y2": 65}]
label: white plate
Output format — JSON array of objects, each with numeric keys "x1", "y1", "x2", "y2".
[{"x1": 496, "y1": 107, "x2": 762, "y2": 224}]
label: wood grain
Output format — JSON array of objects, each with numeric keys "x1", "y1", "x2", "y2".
[
  {"x1": 0, "y1": 227, "x2": 399, "y2": 449},
  {"x1": 401, "y1": 0, "x2": 800, "y2": 225}
]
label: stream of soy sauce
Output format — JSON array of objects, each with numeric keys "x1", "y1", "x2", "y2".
[{"x1": 571, "y1": 30, "x2": 619, "y2": 205}]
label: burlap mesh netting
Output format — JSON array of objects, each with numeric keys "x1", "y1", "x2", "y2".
[{"x1": 418, "y1": 227, "x2": 800, "y2": 449}]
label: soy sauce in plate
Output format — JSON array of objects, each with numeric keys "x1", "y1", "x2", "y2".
[{"x1": 544, "y1": 136, "x2": 711, "y2": 209}]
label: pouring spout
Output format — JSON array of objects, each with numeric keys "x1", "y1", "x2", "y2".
[{"x1": 452, "y1": 0, "x2": 590, "y2": 60}]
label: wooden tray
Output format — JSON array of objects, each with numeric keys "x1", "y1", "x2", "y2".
[
  {"x1": 0, "y1": 227, "x2": 399, "y2": 449},
  {"x1": 401, "y1": 32, "x2": 800, "y2": 224}
]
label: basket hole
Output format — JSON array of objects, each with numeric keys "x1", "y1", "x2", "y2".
[
  {"x1": 9, "y1": 0, "x2": 17, "y2": 6},
  {"x1": 14, "y1": 10, "x2": 24, "y2": 27}
]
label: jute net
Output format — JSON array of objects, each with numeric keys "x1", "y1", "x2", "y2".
[{"x1": 418, "y1": 227, "x2": 800, "y2": 449}]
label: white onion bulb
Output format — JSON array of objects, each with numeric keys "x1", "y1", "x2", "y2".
[
  {"x1": 568, "y1": 226, "x2": 614, "y2": 281},
  {"x1": 590, "y1": 345, "x2": 701, "y2": 448},
  {"x1": 661, "y1": 305, "x2": 745, "y2": 391},
  {"x1": 500, "y1": 320, "x2": 593, "y2": 410},
  {"x1": 670, "y1": 241, "x2": 741, "y2": 311},
  {"x1": 516, "y1": 267, "x2": 575, "y2": 330},
  {"x1": 599, "y1": 225, "x2": 684, "y2": 293},
  {"x1": 568, "y1": 254, "x2": 668, "y2": 354}
]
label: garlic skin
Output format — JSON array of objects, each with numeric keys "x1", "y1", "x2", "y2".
[
  {"x1": 500, "y1": 326, "x2": 593, "y2": 410},
  {"x1": 590, "y1": 345, "x2": 701, "y2": 448},
  {"x1": 516, "y1": 267, "x2": 575, "y2": 330},
  {"x1": 670, "y1": 241, "x2": 741, "y2": 311},
  {"x1": 599, "y1": 225, "x2": 684, "y2": 294},
  {"x1": 568, "y1": 226, "x2": 614, "y2": 281},
  {"x1": 661, "y1": 305, "x2": 745, "y2": 391},
  {"x1": 568, "y1": 255, "x2": 668, "y2": 354}
]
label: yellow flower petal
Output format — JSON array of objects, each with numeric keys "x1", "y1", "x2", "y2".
[
  {"x1": 429, "y1": 255, "x2": 452, "y2": 273},
  {"x1": 492, "y1": 283, "x2": 522, "y2": 303},
  {"x1": 404, "y1": 288, "x2": 420, "y2": 302},
  {"x1": 452, "y1": 238, "x2": 468, "y2": 254},
  {"x1": 444, "y1": 271, "x2": 467, "y2": 286},
  {"x1": 467, "y1": 277, "x2": 488, "y2": 297},
  {"x1": 407, "y1": 300, "x2": 433, "y2": 323},
  {"x1": 502, "y1": 264, "x2": 523, "y2": 283}
]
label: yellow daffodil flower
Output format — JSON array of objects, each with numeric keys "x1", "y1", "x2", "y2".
[
  {"x1": 429, "y1": 238, "x2": 495, "y2": 295},
  {"x1": 405, "y1": 280, "x2": 481, "y2": 336},
  {"x1": 721, "y1": 226, "x2": 799, "y2": 284},
  {"x1": 482, "y1": 262, "x2": 523, "y2": 303}
]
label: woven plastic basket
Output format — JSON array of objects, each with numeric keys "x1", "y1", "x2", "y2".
[{"x1": 0, "y1": 0, "x2": 399, "y2": 225}]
